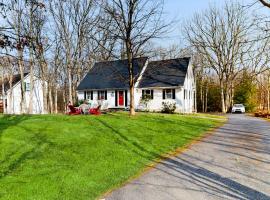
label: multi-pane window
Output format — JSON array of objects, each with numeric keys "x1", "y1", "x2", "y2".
[
  {"x1": 86, "y1": 91, "x2": 93, "y2": 100},
  {"x1": 84, "y1": 91, "x2": 93, "y2": 100},
  {"x1": 142, "y1": 89, "x2": 153, "y2": 99},
  {"x1": 163, "y1": 89, "x2": 175, "y2": 100},
  {"x1": 98, "y1": 90, "x2": 107, "y2": 100}
]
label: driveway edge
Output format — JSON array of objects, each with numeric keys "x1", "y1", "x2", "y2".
[{"x1": 100, "y1": 116, "x2": 228, "y2": 200}]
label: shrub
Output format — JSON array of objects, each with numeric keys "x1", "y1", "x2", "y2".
[
  {"x1": 140, "y1": 94, "x2": 152, "y2": 111},
  {"x1": 74, "y1": 100, "x2": 84, "y2": 107},
  {"x1": 161, "y1": 101, "x2": 176, "y2": 114}
]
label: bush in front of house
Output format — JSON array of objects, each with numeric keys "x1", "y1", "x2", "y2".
[
  {"x1": 140, "y1": 94, "x2": 152, "y2": 112},
  {"x1": 74, "y1": 100, "x2": 84, "y2": 107},
  {"x1": 161, "y1": 101, "x2": 176, "y2": 114}
]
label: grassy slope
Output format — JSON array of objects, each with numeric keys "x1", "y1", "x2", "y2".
[{"x1": 0, "y1": 113, "x2": 225, "y2": 200}]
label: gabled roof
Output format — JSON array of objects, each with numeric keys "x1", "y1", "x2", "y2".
[
  {"x1": 0, "y1": 73, "x2": 29, "y2": 95},
  {"x1": 139, "y1": 57, "x2": 191, "y2": 88},
  {"x1": 77, "y1": 57, "x2": 148, "y2": 90},
  {"x1": 76, "y1": 57, "x2": 191, "y2": 91}
]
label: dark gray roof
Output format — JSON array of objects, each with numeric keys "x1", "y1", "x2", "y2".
[
  {"x1": 77, "y1": 57, "x2": 148, "y2": 90},
  {"x1": 138, "y1": 57, "x2": 190, "y2": 88},
  {"x1": 0, "y1": 73, "x2": 29, "y2": 95}
]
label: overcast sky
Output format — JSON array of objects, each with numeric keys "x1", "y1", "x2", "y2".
[{"x1": 160, "y1": 0, "x2": 269, "y2": 47}]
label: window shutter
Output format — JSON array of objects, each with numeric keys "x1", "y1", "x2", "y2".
[
  {"x1": 91, "y1": 91, "x2": 93, "y2": 100},
  {"x1": 163, "y1": 90, "x2": 165, "y2": 99},
  {"x1": 173, "y1": 89, "x2": 176, "y2": 99},
  {"x1": 142, "y1": 90, "x2": 145, "y2": 99},
  {"x1": 98, "y1": 91, "x2": 100, "y2": 100},
  {"x1": 125, "y1": 90, "x2": 128, "y2": 107},
  {"x1": 84, "y1": 91, "x2": 86, "y2": 100},
  {"x1": 105, "y1": 91, "x2": 107, "y2": 100},
  {"x1": 115, "y1": 90, "x2": 118, "y2": 106},
  {"x1": 151, "y1": 90, "x2": 154, "y2": 99}
]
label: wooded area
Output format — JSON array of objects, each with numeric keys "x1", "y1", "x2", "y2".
[{"x1": 0, "y1": 0, "x2": 269, "y2": 114}]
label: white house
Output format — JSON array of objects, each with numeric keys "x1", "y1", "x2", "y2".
[
  {"x1": 77, "y1": 57, "x2": 196, "y2": 113},
  {"x1": 0, "y1": 73, "x2": 44, "y2": 114}
]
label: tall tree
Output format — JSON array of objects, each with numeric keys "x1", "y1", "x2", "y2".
[
  {"x1": 103, "y1": 0, "x2": 168, "y2": 115},
  {"x1": 184, "y1": 2, "x2": 254, "y2": 113},
  {"x1": 49, "y1": 0, "x2": 99, "y2": 105}
]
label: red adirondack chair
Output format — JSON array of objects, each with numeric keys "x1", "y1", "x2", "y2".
[
  {"x1": 68, "y1": 105, "x2": 82, "y2": 115},
  {"x1": 89, "y1": 105, "x2": 101, "y2": 115}
]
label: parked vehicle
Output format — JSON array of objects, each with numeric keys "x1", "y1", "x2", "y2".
[{"x1": 232, "y1": 104, "x2": 245, "y2": 113}]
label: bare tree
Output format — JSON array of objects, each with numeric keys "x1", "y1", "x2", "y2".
[
  {"x1": 22, "y1": 1, "x2": 46, "y2": 114},
  {"x1": 49, "y1": 0, "x2": 99, "y2": 105},
  {"x1": 103, "y1": 0, "x2": 168, "y2": 115},
  {"x1": 184, "y1": 2, "x2": 255, "y2": 113},
  {"x1": 4, "y1": 0, "x2": 28, "y2": 113},
  {"x1": 0, "y1": 58, "x2": 6, "y2": 113},
  {"x1": 259, "y1": 0, "x2": 270, "y2": 8}
]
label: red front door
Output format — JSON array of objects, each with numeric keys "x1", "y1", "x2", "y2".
[{"x1": 118, "y1": 91, "x2": 124, "y2": 106}]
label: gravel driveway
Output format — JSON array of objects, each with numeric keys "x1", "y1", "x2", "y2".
[{"x1": 105, "y1": 114, "x2": 270, "y2": 200}]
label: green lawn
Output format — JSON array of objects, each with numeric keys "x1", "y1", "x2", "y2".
[{"x1": 0, "y1": 112, "x2": 225, "y2": 200}]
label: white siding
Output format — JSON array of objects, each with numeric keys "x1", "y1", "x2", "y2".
[
  {"x1": 135, "y1": 88, "x2": 184, "y2": 113},
  {"x1": 78, "y1": 90, "x2": 130, "y2": 110},
  {"x1": 182, "y1": 63, "x2": 196, "y2": 113},
  {"x1": 5, "y1": 75, "x2": 44, "y2": 114},
  {"x1": 77, "y1": 59, "x2": 196, "y2": 114}
]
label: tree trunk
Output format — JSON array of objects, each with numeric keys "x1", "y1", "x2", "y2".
[
  {"x1": 28, "y1": 58, "x2": 34, "y2": 114},
  {"x1": 68, "y1": 67, "x2": 73, "y2": 104},
  {"x1": 18, "y1": 50, "x2": 26, "y2": 114},
  {"x1": 129, "y1": 84, "x2": 135, "y2": 115},
  {"x1": 201, "y1": 82, "x2": 204, "y2": 113},
  {"x1": 268, "y1": 76, "x2": 270, "y2": 112},
  {"x1": 72, "y1": 83, "x2": 77, "y2": 105},
  {"x1": 7, "y1": 74, "x2": 14, "y2": 114},
  {"x1": 42, "y1": 80, "x2": 48, "y2": 114},
  {"x1": 54, "y1": 86, "x2": 58, "y2": 114},
  {"x1": 28, "y1": 3, "x2": 34, "y2": 114},
  {"x1": 267, "y1": 89, "x2": 270, "y2": 112},
  {"x1": 205, "y1": 83, "x2": 208, "y2": 113},
  {"x1": 126, "y1": 40, "x2": 135, "y2": 116},
  {"x1": 1, "y1": 69, "x2": 5, "y2": 113},
  {"x1": 40, "y1": 61, "x2": 48, "y2": 114},
  {"x1": 194, "y1": 90, "x2": 197, "y2": 113},
  {"x1": 63, "y1": 86, "x2": 67, "y2": 113},
  {"x1": 48, "y1": 84, "x2": 53, "y2": 113},
  {"x1": 230, "y1": 82, "x2": 234, "y2": 109},
  {"x1": 225, "y1": 89, "x2": 230, "y2": 113},
  {"x1": 220, "y1": 81, "x2": 226, "y2": 113}
]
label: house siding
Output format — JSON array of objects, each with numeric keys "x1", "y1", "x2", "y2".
[
  {"x1": 182, "y1": 63, "x2": 196, "y2": 113},
  {"x1": 77, "y1": 58, "x2": 196, "y2": 114},
  {"x1": 135, "y1": 88, "x2": 184, "y2": 112},
  {"x1": 78, "y1": 90, "x2": 130, "y2": 110},
  {"x1": 5, "y1": 75, "x2": 44, "y2": 114},
  {"x1": 78, "y1": 88, "x2": 190, "y2": 113}
]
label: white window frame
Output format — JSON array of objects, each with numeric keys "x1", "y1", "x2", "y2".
[
  {"x1": 165, "y1": 89, "x2": 173, "y2": 99},
  {"x1": 142, "y1": 89, "x2": 153, "y2": 99},
  {"x1": 86, "y1": 91, "x2": 92, "y2": 100},
  {"x1": 98, "y1": 90, "x2": 107, "y2": 100}
]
